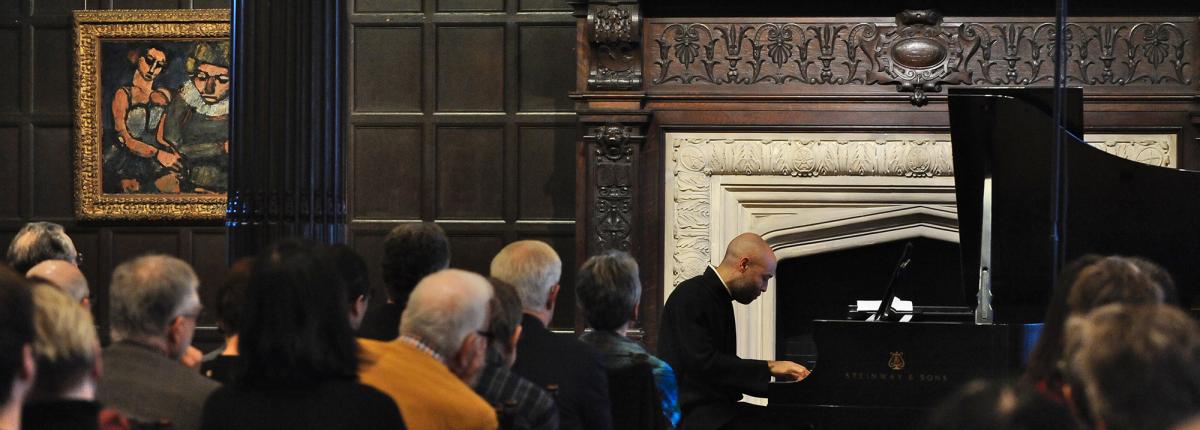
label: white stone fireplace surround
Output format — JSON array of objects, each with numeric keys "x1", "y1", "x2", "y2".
[{"x1": 661, "y1": 131, "x2": 1176, "y2": 380}]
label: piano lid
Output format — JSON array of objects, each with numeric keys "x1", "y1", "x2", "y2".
[{"x1": 948, "y1": 87, "x2": 1200, "y2": 322}]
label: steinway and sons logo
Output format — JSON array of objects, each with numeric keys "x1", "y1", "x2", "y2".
[
  {"x1": 888, "y1": 352, "x2": 906, "y2": 371},
  {"x1": 841, "y1": 351, "x2": 950, "y2": 383}
]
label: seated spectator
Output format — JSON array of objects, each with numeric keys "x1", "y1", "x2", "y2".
[
  {"x1": 492, "y1": 240, "x2": 613, "y2": 430},
  {"x1": 26, "y1": 259, "x2": 90, "y2": 310},
  {"x1": 577, "y1": 250, "x2": 680, "y2": 429},
  {"x1": 22, "y1": 284, "x2": 131, "y2": 430},
  {"x1": 200, "y1": 240, "x2": 405, "y2": 430},
  {"x1": 924, "y1": 379, "x2": 1079, "y2": 430},
  {"x1": 200, "y1": 257, "x2": 253, "y2": 383},
  {"x1": 359, "y1": 269, "x2": 498, "y2": 430},
  {"x1": 6, "y1": 222, "x2": 78, "y2": 274},
  {"x1": 1023, "y1": 255, "x2": 1164, "y2": 403},
  {"x1": 358, "y1": 222, "x2": 450, "y2": 341},
  {"x1": 96, "y1": 255, "x2": 218, "y2": 430},
  {"x1": 1063, "y1": 304, "x2": 1200, "y2": 430},
  {"x1": 326, "y1": 244, "x2": 372, "y2": 330},
  {"x1": 474, "y1": 277, "x2": 559, "y2": 430},
  {"x1": 0, "y1": 266, "x2": 35, "y2": 430}
]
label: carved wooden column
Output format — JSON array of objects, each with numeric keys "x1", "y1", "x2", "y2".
[{"x1": 227, "y1": 0, "x2": 346, "y2": 260}]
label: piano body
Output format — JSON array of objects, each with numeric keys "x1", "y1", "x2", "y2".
[{"x1": 767, "y1": 87, "x2": 1200, "y2": 429}]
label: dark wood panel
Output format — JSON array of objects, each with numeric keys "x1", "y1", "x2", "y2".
[
  {"x1": 349, "y1": 228, "x2": 387, "y2": 299},
  {"x1": 109, "y1": 0, "x2": 178, "y2": 8},
  {"x1": 519, "y1": 0, "x2": 571, "y2": 11},
  {"x1": 436, "y1": 0, "x2": 503, "y2": 12},
  {"x1": 517, "y1": 233, "x2": 576, "y2": 328},
  {"x1": 0, "y1": 127, "x2": 18, "y2": 219},
  {"x1": 0, "y1": 29, "x2": 19, "y2": 113},
  {"x1": 436, "y1": 26, "x2": 504, "y2": 112},
  {"x1": 0, "y1": 1, "x2": 18, "y2": 15},
  {"x1": 32, "y1": 26, "x2": 70, "y2": 114},
  {"x1": 435, "y1": 127, "x2": 504, "y2": 219},
  {"x1": 353, "y1": 26, "x2": 422, "y2": 112},
  {"x1": 112, "y1": 232, "x2": 180, "y2": 264},
  {"x1": 192, "y1": 0, "x2": 232, "y2": 8},
  {"x1": 518, "y1": 126, "x2": 575, "y2": 220},
  {"x1": 446, "y1": 233, "x2": 505, "y2": 276},
  {"x1": 32, "y1": 0, "x2": 85, "y2": 16},
  {"x1": 354, "y1": 0, "x2": 421, "y2": 13},
  {"x1": 191, "y1": 230, "x2": 228, "y2": 326},
  {"x1": 518, "y1": 25, "x2": 575, "y2": 112},
  {"x1": 31, "y1": 126, "x2": 72, "y2": 218},
  {"x1": 352, "y1": 126, "x2": 422, "y2": 220}
]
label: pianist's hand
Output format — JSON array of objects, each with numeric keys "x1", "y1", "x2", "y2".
[{"x1": 768, "y1": 360, "x2": 811, "y2": 382}]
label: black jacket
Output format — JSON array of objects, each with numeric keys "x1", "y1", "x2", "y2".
[
  {"x1": 511, "y1": 314, "x2": 613, "y2": 430},
  {"x1": 658, "y1": 268, "x2": 771, "y2": 430}
]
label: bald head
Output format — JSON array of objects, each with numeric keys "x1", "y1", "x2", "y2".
[
  {"x1": 401, "y1": 269, "x2": 492, "y2": 359},
  {"x1": 716, "y1": 233, "x2": 778, "y2": 304},
  {"x1": 27, "y1": 260, "x2": 89, "y2": 308}
]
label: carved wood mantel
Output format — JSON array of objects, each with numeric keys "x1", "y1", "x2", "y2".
[{"x1": 572, "y1": 3, "x2": 1200, "y2": 347}]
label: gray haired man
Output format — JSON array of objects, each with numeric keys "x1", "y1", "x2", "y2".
[
  {"x1": 96, "y1": 255, "x2": 218, "y2": 430},
  {"x1": 6, "y1": 222, "x2": 78, "y2": 274}
]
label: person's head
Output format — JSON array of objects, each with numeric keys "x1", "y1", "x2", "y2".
[
  {"x1": 186, "y1": 42, "x2": 231, "y2": 104},
  {"x1": 26, "y1": 260, "x2": 90, "y2": 309},
  {"x1": 325, "y1": 244, "x2": 371, "y2": 330},
  {"x1": 0, "y1": 265, "x2": 35, "y2": 414},
  {"x1": 490, "y1": 240, "x2": 561, "y2": 322},
  {"x1": 132, "y1": 45, "x2": 167, "y2": 82},
  {"x1": 1128, "y1": 256, "x2": 1179, "y2": 305},
  {"x1": 716, "y1": 233, "x2": 778, "y2": 304},
  {"x1": 380, "y1": 223, "x2": 450, "y2": 309},
  {"x1": 925, "y1": 379, "x2": 1079, "y2": 430},
  {"x1": 6, "y1": 222, "x2": 78, "y2": 274},
  {"x1": 400, "y1": 269, "x2": 492, "y2": 385},
  {"x1": 576, "y1": 250, "x2": 641, "y2": 333},
  {"x1": 212, "y1": 257, "x2": 253, "y2": 338},
  {"x1": 238, "y1": 240, "x2": 359, "y2": 388},
  {"x1": 1063, "y1": 304, "x2": 1200, "y2": 430},
  {"x1": 485, "y1": 277, "x2": 524, "y2": 367},
  {"x1": 109, "y1": 254, "x2": 201, "y2": 360},
  {"x1": 1067, "y1": 256, "x2": 1163, "y2": 313},
  {"x1": 28, "y1": 284, "x2": 100, "y2": 401}
]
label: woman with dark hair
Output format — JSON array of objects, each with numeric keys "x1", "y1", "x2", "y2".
[
  {"x1": 199, "y1": 257, "x2": 253, "y2": 384},
  {"x1": 199, "y1": 240, "x2": 405, "y2": 430}
]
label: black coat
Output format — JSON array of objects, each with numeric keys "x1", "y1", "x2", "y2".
[
  {"x1": 511, "y1": 314, "x2": 614, "y2": 430},
  {"x1": 658, "y1": 268, "x2": 771, "y2": 430}
]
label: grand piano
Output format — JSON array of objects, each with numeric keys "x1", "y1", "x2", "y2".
[{"x1": 766, "y1": 86, "x2": 1200, "y2": 429}]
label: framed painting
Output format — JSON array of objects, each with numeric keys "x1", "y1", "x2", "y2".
[{"x1": 73, "y1": 10, "x2": 230, "y2": 221}]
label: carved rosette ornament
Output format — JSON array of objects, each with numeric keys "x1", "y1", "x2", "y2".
[
  {"x1": 587, "y1": 124, "x2": 643, "y2": 252},
  {"x1": 587, "y1": 2, "x2": 642, "y2": 90}
]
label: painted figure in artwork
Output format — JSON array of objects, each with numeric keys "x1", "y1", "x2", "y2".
[
  {"x1": 157, "y1": 41, "x2": 231, "y2": 193},
  {"x1": 103, "y1": 45, "x2": 180, "y2": 193}
]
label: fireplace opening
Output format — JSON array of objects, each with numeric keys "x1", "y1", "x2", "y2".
[{"x1": 775, "y1": 237, "x2": 971, "y2": 366}]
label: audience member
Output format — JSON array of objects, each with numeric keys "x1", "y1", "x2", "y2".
[
  {"x1": 358, "y1": 222, "x2": 450, "y2": 341},
  {"x1": 359, "y1": 269, "x2": 498, "y2": 430},
  {"x1": 474, "y1": 277, "x2": 559, "y2": 430},
  {"x1": 326, "y1": 244, "x2": 372, "y2": 330},
  {"x1": 492, "y1": 240, "x2": 613, "y2": 430},
  {"x1": 200, "y1": 240, "x2": 404, "y2": 430},
  {"x1": 924, "y1": 379, "x2": 1080, "y2": 430},
  {"x1": 0, "y1": 266, "x2": 36, "y2": 430},
  {"x1": 96, "y1": 255, "x2": 218, "y2": 430},
  {"x1": 577, "y1": 250, "x2": 680, "y2": 429},
  {"x1": 22, "y1": 284, "x2": 129, "y2": 430},
  {"x1": 1063, "y1": 304, "x2": 1200, "y2": 430},
  {"x1": 200, "y1": 257, "x2": 253, "y2": 383},
  {"x1": 26, "y1": 259, "x2": 90, "y2": 310},
  {"x1": 1023, "y1": 255, "x2": 1163, "y2": 403},
  {"x1": 6, "y1": 222, "x2": 78, "y2": 274}
]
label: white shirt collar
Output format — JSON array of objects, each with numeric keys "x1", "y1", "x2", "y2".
[{"x1": 709, "y1": 265, "x2": 734, "y2": 297}]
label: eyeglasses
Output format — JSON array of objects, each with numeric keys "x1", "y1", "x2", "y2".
[
  {"x1": 74, "y1": 251, "x2": 84, "y2": 267},
  {"x1": 476, "y1": 330, "x2": 494, "y2": 342}
]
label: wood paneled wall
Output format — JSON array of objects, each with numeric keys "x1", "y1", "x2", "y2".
[
  {"x1": 1, "y1": 0, "x2": 231, "y2": 346},
  {"x1": 345, "y1": 0, "x2": 580, "y2": 328}
]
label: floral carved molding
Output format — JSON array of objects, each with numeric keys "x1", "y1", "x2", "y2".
[
  {"x1": 667, "y1": 132, "x2": 1176, "y2": 287},
  {"x1": 649, "y1": 13, "x2": 1195, "y2": 104},
  {"x1": 588, "y1": 2, "x2": 642, "y2": 90}
]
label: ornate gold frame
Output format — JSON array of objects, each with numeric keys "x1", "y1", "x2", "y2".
[{"x1": 73, "y1": 9, "x2": 230, "y2": 221}]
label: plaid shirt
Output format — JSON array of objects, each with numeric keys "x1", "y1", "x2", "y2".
[{"x1": 474, "y1": 349, "x2": 560, "y2": 430}]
